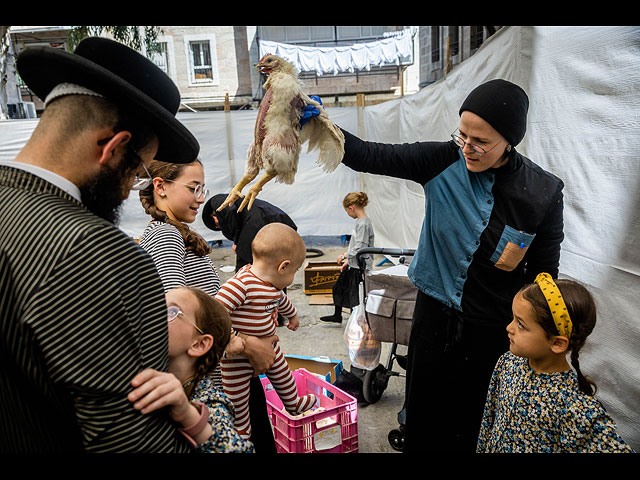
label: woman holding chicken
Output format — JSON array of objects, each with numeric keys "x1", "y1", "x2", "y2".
[{"x1": 335, "y1": 80, "x2": 565, "y2": 453}]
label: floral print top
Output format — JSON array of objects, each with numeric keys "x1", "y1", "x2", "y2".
[
  {"x1": 477, "y1": 352, "x2": 634, "y2": 453},
  {"x1": 191, "y1": 375, "x2": 255, "y2": 453}
]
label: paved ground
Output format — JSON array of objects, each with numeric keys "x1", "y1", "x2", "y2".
[{"x1": 208, "y1": 235, "x2": 408, "y2": 454}]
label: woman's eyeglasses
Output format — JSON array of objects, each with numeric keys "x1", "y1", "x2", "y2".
[
  {"x1": 167, "y1": 305, "x2": 204, "y2": 334},
  {"x1": 163, "y1": 179, "x2": 210, "y2": 201},
  {"x1": 450, "y1": 129, "x2": 507, "y2": 157}
]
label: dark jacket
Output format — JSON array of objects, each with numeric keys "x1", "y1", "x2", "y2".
[
  {"x1": 203, "y1": 195, "x2": 297, "y2": 268},
  {"x1": 340, "y1": 128, "x2": 564, "y2": 327}
]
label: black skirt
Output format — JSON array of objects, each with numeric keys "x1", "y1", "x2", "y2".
[{"x1": 332, "y1": 266, "x2": 361, "y2": 308}]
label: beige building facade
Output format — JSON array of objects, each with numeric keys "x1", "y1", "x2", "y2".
[{"x1": 5, "y1": 26, "x2": 499, "y2": 116}]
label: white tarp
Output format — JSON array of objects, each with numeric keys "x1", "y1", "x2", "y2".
[
  {"x1": 0, "y1": 108, "x2": 363, "y2": 241},
  {"x1": 1, "y1": 26, "x2": 638, "y2": 449},
  {"x1": 259, "y1": 29, "x2": 414, "y2": 75}
]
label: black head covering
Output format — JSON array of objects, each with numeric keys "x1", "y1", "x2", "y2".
[
  {"x1": 202, "y1": 194, "x2": 297, "y2": 265},
  {"x1": 202, "y1": 194, "x2": 241, "y2": 241},
  {"x1": 459, "y1": 79, "x2": 529, "y2": 147}
]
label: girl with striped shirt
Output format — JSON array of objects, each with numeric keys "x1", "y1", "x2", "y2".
[
  {"x1": 138, "y1": 159, "x2": 279, "y2": 451},
  {"x1": 139, "y1": 159, "x2": 220, "y2": 297}
]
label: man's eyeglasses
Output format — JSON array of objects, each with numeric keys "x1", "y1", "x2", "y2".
[
  {"x1": 164, "y1": 179, "x2": 210, "y2": 201},
  {"x1": 167, "y1": 305, "x2": 204, "y2": 334},
  {"x1": 97, "y1": 134, "x2": 153, "y2": 190},
  {"x1": 451, "y1": 129, "x2": 507, "y2": 157},
  {"x1": 132, "y1": 162, "x2": 153, "y2": 190}
]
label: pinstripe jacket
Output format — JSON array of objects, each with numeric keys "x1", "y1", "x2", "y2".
[{"x1": 0, "y1": 166, "x2": 190, "y2": 453}]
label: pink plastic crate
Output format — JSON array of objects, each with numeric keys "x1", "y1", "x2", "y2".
[{"x1": 260, "y1": 368, "x2": 358, "y2": 453}]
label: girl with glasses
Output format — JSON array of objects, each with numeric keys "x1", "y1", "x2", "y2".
[
  {"x1": 139, "y1": 158, "x2": 220, "y2": 297},
  {"x1": 138, "y1": 159, "x2": 280, "y2": 453},
  {"x1": 129, "y1": 286, "x2": 254, "y2": 452}
]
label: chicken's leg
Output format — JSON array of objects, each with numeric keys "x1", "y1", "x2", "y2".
[
  {"x1": 216, "y1": 172, "x2": 258, "y2": 212},
  {"x1": 237, "y1": 172, "x2": 275, "y2": 212}
]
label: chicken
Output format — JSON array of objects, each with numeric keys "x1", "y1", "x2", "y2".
[{"x1": 217, "y1": 54, "x2": 345, "y2": 212}]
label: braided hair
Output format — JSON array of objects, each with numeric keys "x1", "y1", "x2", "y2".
[
  {"x1": 181, "y1": 287, "x2": 231, "y2": 399},
  {"x1": 520, "y1": 279, "x2": 598, "y2": 395},
  {"x1": 139, "y1": 159, "x2": 211, "y2": 257}
]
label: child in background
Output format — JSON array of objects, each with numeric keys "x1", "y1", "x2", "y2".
[
  {"x1": 128, "y1": 286, "x2": 254, "y2": 453},
  {"x1": 476, "y1": 273, "x2": 634, "y2": 453},
  {"x1": 215, "y1": 223, "x2": 317, "y2": 438},
  {"x1": 321, "y1": 192, "x2": 375, "y2": 324}
]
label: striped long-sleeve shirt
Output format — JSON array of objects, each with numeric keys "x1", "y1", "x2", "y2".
[
  {"x1": 215, "y1": 265, "x2": 296, "y2": 337},
  {"x1": 139, "y1": 221, "x2": 220, "y2": 296},
  {"x1": 0, "y1": 166, "x2": 190, "y2": 453}
]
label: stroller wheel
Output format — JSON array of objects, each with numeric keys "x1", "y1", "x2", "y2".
[
  {"x1": 388, "y1": 428, "x2": 404, "y2": 451},
  {"x1": 363, "y1": 364, "x2": 388, "y2": 404}
]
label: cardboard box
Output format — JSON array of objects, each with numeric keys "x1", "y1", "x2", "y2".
[
  {"x1": 304, "y1": 261, "x2": 341, "y2": 295},
  {"x1": 285, "y1": 355, "x2": 343, "y2": 384}
]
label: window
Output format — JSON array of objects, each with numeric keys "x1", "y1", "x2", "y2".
[
  {"x1": 470, "y1": 26, "x2": 484, "y2": 51},
  {"x1": 259, "y1": 26, "x2": 398, "y2": 45},
  {"x1": 336, "y1": 26, "x2": 394, "y2": 41},
  {"x1": 184, "y1": 35, "x2": 219, "y2": 86},
  {"x1": 431, "y1": 26, "x2": 440, "y2": 63},
  {"x1": 190, "y1": 41, "x2": 212, "y2": 82},
  {"x1": 448, "y1": 26, "x2": 459, "y2": 56}
]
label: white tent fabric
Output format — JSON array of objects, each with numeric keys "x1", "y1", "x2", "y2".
[
  {"x1": 259, "y1": 29, "x2": 414, "y2": 75},
  {"x1": 117, "y1": 106, "x2": 363, "y2": 240},
  {"x1": 0, "y1": 26, "x2": 638, "y2": 449},
  {"x1": 0, "y1": 108, "x2": 363, "y2": 242},
  {"x1": 358, "y1": 26, "x2": 640, "y2": 449}
]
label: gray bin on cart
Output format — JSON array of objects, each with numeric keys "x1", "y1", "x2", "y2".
[{"x1": 363, "y1": 265, "x2": 418, "y2": 346}]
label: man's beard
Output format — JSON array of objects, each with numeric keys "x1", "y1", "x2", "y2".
[{"x1": 79, "y1": 150, "x2": 140, "y2": 224}]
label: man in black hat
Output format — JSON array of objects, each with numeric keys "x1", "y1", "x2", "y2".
[
  {"x1": 203, "y1": 194, "x2": 298, "y2": 272},
  {"x1": 337, "y1": 79, "x2": 565, "y2": 453},
  {"x1": 0, "y1": 37, "x2": 203, "y2": 452}
]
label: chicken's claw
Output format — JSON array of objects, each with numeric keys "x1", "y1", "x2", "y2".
[
  {"x1": 237, "y1": 190, "x2": 258, "y2": 212},
  {"x1": 216, "y1": 189, "x2": 244, "y2": 212}
]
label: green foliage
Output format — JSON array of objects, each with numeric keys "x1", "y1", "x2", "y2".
[{"x1": 68, "y1": 26, "x2": 163, "y2": 56}]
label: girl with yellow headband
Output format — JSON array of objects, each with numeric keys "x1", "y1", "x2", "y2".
[{"x1": 476, "y1": 274, "x2": 633, "y2": 453}]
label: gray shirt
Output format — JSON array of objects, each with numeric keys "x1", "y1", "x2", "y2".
[{"x1": 346, "y1": 216, "x2": 375, "y2": 270}]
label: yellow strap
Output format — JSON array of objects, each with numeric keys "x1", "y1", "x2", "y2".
[{"x1": 534, "y1": 273, "x2": 573, "y2": 338}]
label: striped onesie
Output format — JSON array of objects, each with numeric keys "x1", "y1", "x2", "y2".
[{"x1": 215, "y1": 264, "x2": 317, "y2": 437}]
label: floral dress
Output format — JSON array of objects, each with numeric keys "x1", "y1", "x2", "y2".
[
  {"x1": 190, "y1": 375, "x2": 255, "y2": 453},
  {"x1": 476, "y1": 351, "x2": 634, "y2": 453}
]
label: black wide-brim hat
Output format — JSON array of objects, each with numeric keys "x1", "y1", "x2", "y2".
[{"x1": 16, "y1": 36, "x2": 199, "y2": 164}]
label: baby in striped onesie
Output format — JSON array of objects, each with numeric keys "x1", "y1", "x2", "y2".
[{"x1": 215, "y1": 223, "x2": 317, "y2": 438}]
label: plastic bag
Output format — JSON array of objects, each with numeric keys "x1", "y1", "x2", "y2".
[{"x1": 343, "y1": 303, "x2": 381, "y2": 370}]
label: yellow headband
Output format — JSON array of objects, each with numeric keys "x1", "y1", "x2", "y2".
[{"x1": 534, "y1": 273, "x2": 573, "y2": 338}]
